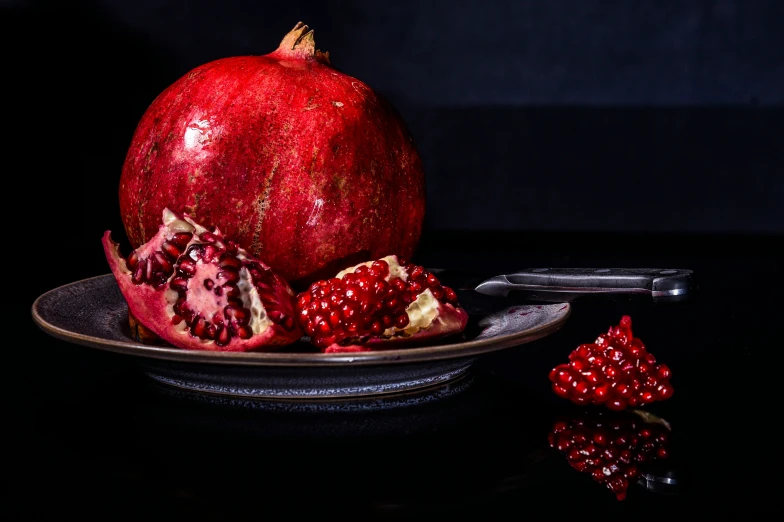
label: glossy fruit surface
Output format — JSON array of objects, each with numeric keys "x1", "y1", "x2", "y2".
[{"x1": 118, "y1": 22, "x2": 426, "y2": 289}]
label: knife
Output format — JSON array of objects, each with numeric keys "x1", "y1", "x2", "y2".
[{"x1": 472, "y1": 268, "x2": 694, "y2": 304}]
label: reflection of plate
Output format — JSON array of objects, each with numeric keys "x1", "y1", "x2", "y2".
[{"x1": 32, "y1": 274, "x2": 570, "y2": 399}]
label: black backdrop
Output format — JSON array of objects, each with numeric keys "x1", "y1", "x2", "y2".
[{"x1": 7, "y1": 0, "x2": 782, "y2": 303}]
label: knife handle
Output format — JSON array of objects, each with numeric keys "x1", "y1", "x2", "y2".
[{"x1": 475, "y1": 268, "x2": 693, "y2": 303}]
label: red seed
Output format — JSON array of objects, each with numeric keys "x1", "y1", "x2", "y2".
[
  {"x1": 395, "y1": 314, "x2": 409, "y2": 329},
  {"x1": 371, "y1": 260, "x2": 389, "y2": 278},
  {"x1": 178, "y1": 259, "x2": 197, "y2": 276},
  {"x1": 218, "y1": 269, "x2": 240, "y2": 284},
  {"x1": 216, "y1": 326, "x2": 231, "y2": 345},
  {"x1": 127, "y1": 251, "x2": 140, "y2": 270},
  {"x1": 218, "y1": 254, "x2": 242, "y2": 270},
  {"x1": 236, "y1": 326, "x2": 252, "y2": 339},
  {"x1": 169, "y1": 232, "x2": 193, "y2": 248},
  {"x1": 282, "y1": 316, "x2": 295, "y2": 331}
]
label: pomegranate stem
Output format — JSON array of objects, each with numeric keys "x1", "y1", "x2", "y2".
[{"x1": 276, "y1": 21, "x2": 331, "y2": 64}]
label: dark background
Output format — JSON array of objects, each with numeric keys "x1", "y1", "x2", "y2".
[
  {"x1": 9, "y1": 1, "x2": 780, "y2": 518},
  {"x1": 9, "y1": 0, "x2": 781, "y2": 322},
  {"x1": 8, "y1": 0, "x2": 781, "y2": 289}
]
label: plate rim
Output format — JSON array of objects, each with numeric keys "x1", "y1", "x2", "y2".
[{"x1": 32, "y1": 273, "x2": 571, "y2": 368}]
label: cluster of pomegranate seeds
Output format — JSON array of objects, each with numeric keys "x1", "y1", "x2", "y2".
[
  {"x1": 127, "y1": 232, "x2": 194, "y2": 288},
  {"x1": 549, "y1": 411, "x2": 671, "y2": 500},
  {"x1": 549, "y1": 316, "x2": 674, "y2": 411},
  {"x1": 128, "y1": 229, "x2": 296, "y2": 346},
  {"x1": 296, "y1": 258, "x2": 460, "y2": 349}
]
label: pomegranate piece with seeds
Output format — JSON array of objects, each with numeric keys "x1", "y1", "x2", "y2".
[
  {"x1": 549, "y1": 316, "x2": 673, "y2": 410},
  {"x1": 295, "y1": 256, "x2": 469, "y2": 352},
  {"x1": 549, "y1": 410, "x2": 672, "y2": 500},
  {"x1": 103, "y1": 208, "x2": 302, "y2": 351}
]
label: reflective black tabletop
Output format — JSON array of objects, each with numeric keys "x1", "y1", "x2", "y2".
[{"x1": 17, "y1": 231, "x2": 775, "y2": 520}]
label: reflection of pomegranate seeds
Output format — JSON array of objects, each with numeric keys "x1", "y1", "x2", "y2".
[
  {"x1": 549, "y1": 316, "x2": 673, "y2": 410},
  {"x1": 548, "y1": 410, "x2": 672, "y2": 500}
]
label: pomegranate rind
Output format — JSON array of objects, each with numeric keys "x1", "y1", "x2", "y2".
[{"x1": 102, "y1": 221, "x2": 302, "y2": 352}]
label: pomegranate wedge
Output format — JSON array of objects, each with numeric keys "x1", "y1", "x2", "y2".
[
  {"x1": 103, "y1": 208, "x2": 302, "y2": 351},
  {"x1": 296, "y1": 255, "x2": 469, "y2": 352}
]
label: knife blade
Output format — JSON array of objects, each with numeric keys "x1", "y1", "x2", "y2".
[{"x1": 473, "y1": 268, "x2": 693, "y2": 304}]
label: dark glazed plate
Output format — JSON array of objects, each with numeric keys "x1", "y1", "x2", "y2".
[{"x1": 32, "y1": 274, "x2": 570, "y2": 399}]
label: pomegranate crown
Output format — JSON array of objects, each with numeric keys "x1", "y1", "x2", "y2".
[{"x1": 276, "y1": 21, "x2": 331, "y2": 64}]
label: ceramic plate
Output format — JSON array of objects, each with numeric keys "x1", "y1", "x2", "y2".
[{"x1": 32, "y1": 274, "x2": 570, "y2": 399}]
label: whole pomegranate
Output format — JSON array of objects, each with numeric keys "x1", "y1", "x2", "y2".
[
  {"x1": 119, "y1": 22, "x2": 426, "y2": 289},
  {"x1": 103, "y1": 208, "x2": 302, "y2": 351}
]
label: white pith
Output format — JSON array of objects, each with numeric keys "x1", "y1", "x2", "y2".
[
  {"x1": 337, "y1": 255, "x2": 441, "y2": 337},
  {"x1": 143, "y1": 209, "x2": 273, "y2": 342}
]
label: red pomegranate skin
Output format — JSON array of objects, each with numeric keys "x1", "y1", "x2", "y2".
[{"x1": 119, "y1": 22, "x2": 426, "y2": 289}]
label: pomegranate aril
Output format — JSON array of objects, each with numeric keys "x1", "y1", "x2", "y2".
[
  {"x1": 346, "y1": 320, "x2": 360, "y2": 333},
  {"x1": 145, "y1": 257, "x2": 154, "y2": 282},
  {"x1": 127, "y1": 251, "x2": 140, "y2": 270},
  {"x1": 200, "y1": 230, "x2": 220, "y2": 244},
  {"x1": 371, "y1": 260, "x2": 389, "y2": 278},
  {"x1": 391, "y1": 278, "x2": 407, "y2": 292},
  {"x1": 205, "y1": 323, "x2": 218, "y2": 340},
  {"x1": 329, "y1": 311, "x2": 341, "y2": 326},
  {"x1": 223, "y1": 284, "x2": 240, "y2": 300},
  {"x1": 132, "y1": 262, "x2": 145, "y2": 284},
  {"x1": 218, "y1": 269, "x2": 240, "y2": 284},
  {"x1": 328, "y1": 293, "x2": 343, "y2": 307},
  {"x1": 317, "y1": 320, "x2": 332, "y2": 334},
  {"x1": 345, "y1": 285, "x2": 360, "y2": 301},
  {"x1": 178, "y1": 259, "x2": 197, "y2": 276},
  {"x1": 160, "y1": 241, "x2": 183, "y2": 260},
  {"x1": 216, "y1": 326, "x2": 231, "y2": 345},
  {"x1": 341, "y1": 303, "x2": 357, "y2": 319},
  {"x1": 236, "y1": 326, "x2": 252, "y2": 339},
  {"x1": 224, "y1": 305, "x2": 249, "y2": 323},
  {"x1": 169, "y1": 232, "x2": 193, "y2": 248},
  {"x1": 282, "y1": 316, "x2": 296, "y2": 331},
  {"x1": 370, "y1": 320, "x2": 383, "y2": 335},
  {"x1": 192, "y1": 317, "x2": 207, "y2": 338},
  {"x1": 219, "y1": 254, "x2": 242, "y2": 270}
]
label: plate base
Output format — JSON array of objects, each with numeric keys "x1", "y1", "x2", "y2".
[{"x1": 141, "y1": 357, "x2": 476, "y2": 399}]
